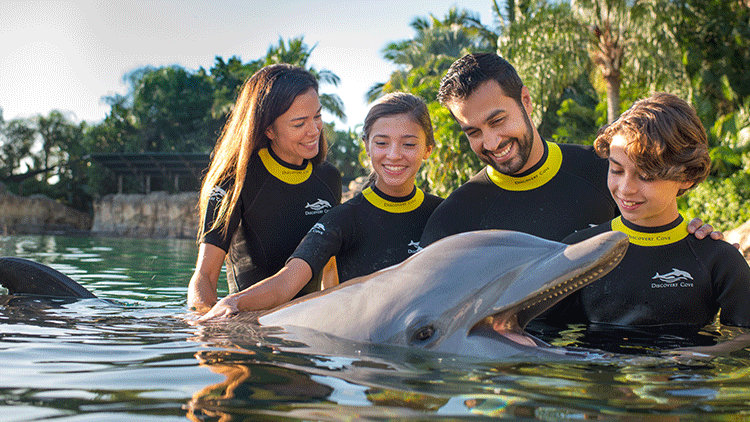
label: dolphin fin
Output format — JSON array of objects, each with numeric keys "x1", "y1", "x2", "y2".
[{"x1": 0, "y1": 257, "x2": 97, "y2": 299}]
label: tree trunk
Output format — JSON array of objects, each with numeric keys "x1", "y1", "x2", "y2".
[{"x1": 604, "y1": 71, "x2": 621, "y2": 123}]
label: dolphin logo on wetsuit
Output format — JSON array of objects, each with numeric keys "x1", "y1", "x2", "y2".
[
  {"x1": 652, "y1": 268, "x2": 693, "y2": 283},
  {"x1": 309, "y1": 223, "x2": 325, "y2": 235},
  {"x1": 305, "y1": 199, "x2": 332, "y2": 212},
  {"x1": 208, "y1": 186, "x2": 226, "y2": 202}
]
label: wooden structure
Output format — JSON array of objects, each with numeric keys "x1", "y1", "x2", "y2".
[{"x1": 87, "y1": 152, "x2": 210, "y2": 194}]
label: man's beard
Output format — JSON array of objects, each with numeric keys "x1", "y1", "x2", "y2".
[{"x1": 482, "y1": 110, "x2": 535, "y2": 175}]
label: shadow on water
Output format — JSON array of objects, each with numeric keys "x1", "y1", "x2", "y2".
[{"x1": 2, "y1": 234, "x2": 750, "y2": 421}]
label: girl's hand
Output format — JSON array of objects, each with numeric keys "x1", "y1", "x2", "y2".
[{"x1": 192, "y1": 296, "x2": 240, "y2": 324}]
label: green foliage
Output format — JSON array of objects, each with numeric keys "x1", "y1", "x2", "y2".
[
  {"x1": 679, "y1": 170, "x2": 750, "y2": 232},
  {"x1": 131, "y1": 66, "x2": 218, "y2": 153},
  {"x1": 679, "y1": 96, "x2": 750, "y2": 231},
  {"x1": 544, "y1": 74, "x2": 601, "y2": 144},
  {"x1": 0, "y1": 118, "x2": 36, "y2": 181},
  {"x1": 675, "y1": 0, "x2": 750, "y2": 121},
  {"x1": 418, "y1": 104, "x2": 483, "y2": 197},
  {"x1": 209, "y1": 56, "x2": 262, "y2": 121},
  {"x1": 551, "y1": 98, "x2": 598, "y2": 145},
  {"x1": 500, "y1": 1, "x2": 590, "y2": 125},
  {"x1": 0, "y1": 111, "x2": 91, "y2": 210},
  {"x1": 702, "y1": 96, "x2": 750, "y2": 179},
  {"x1": 367, "y1": 7, "x2": 494, "y2": 103},
  {"x1": 324, "y1": 125, "x2": 367, "y2": 182}
]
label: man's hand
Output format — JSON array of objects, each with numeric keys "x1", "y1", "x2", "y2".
[{"x1": 687, "y1": 218, "x2": 740, "y2": 249}]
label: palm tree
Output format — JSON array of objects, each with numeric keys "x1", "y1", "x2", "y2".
[
  {"x1": 210, "y1": 56, "x2": 262, "y2": 120},
  {"x1": 571, "y1": 0, "x2": 686, "y2": 123},
  {"x1": 366, "y1": 7, "x2": 496, "y2": 102},
  {"x1": 571, "y1": 0, "x2": 630, "y2": 123},
  {"x1": 496, "y1": 1, "x2": 591, "y2": 127},
  {"x1": 263, "y1": 37, "x2": 346, "y2": 122}
]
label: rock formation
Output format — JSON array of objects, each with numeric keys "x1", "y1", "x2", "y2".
[
  {"x1": 726, "y1": 219, "x2": 750, "y2": 261},
  {"x1": 92, "y1": 192, "x2": 199, "y2": 238},
  {"x1": 0, "y1": 184, "x2": 92, "y2": 234}
]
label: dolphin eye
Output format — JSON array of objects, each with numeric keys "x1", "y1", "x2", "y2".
[{"x1": 413, "y1": 325, "x2": 436, "y2": 342}]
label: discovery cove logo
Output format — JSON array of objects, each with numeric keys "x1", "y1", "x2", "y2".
[
  {"x1": 651, "y1": 268, "x2": 694, "y2": 288},
  {"x1": 305, "y1": 199, "x2": 332, "y2": 215},
  {"x1": 309, "y1": 223, "x2": 325, "y2": 235},
  {"x1": 407, "y1": 240, "x2": 422, "y2": 254},
  {"x1": 209, "y1": 186, "x2": 226, "y2": 202}
]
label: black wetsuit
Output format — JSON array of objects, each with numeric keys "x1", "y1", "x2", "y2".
[
  {"x1": 558, "y1": 215, "x2": 750, "y2": 328},
  {"x1": 201, "y1": 148, "x2": 341, "y2": 294},
  {"x1": 420, "y1": 141, "x2": 617, "y2": 245},
  {"x1": 290, "y1": 185, "x2": 443, "y2": 283}
]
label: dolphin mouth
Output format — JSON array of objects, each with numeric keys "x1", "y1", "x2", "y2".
[
  {"x1": 471, "y1": 232, "x2": 629, "y2": 342},
  {"x1": 517, "y1": 239, "x2": 627, "y2": 327}
]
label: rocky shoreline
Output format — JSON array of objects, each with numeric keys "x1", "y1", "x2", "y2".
[
  {"x1": 92, "y1": 192, "x2": 199, "y2": 239},
  {"x1": 726, "y1": 219, "x2": 750, "y2": 261},
  {"x1": 0, "y1": 186, "x2": 92, "y2": 235}
]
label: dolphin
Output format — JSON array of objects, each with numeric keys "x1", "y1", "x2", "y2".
[
  {"x1": 259, "y1": 230, "x2": 628, "y2": 359},
  {"x1": 0, "y1": 230, "x2": 628, "y2": 359}
]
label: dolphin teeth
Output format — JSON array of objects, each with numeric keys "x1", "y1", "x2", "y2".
[{"x1": 514, "y1": 245, "x2": 624, "y2": 314}]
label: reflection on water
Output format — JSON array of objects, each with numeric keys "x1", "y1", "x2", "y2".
[{"x1": 2, "y1": 234, "x2": 750, "y2": 421}]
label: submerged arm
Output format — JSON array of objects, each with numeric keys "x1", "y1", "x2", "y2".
[
  {"x1": 187, "y1": 243, "x2": 226, "y2": 312},
  {"x1": 665, "y1": 333, "x2": 750, "y2": 360}
]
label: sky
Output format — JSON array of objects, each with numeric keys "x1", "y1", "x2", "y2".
[{"x1": 0, "y1": 0, "x2": 497, "y2": 131}]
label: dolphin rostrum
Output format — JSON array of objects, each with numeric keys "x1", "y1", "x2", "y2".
[{"x1": 0, "y1": 230, "x2": 628, "y2": 359}]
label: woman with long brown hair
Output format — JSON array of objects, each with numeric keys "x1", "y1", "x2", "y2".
[{"x1": 188, "y1": 64, "x2": 341, "y2": 312}]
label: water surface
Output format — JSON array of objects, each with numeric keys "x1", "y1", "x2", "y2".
[{"x1": 2, "y1": 234, "x2": 750, "y2": 421}]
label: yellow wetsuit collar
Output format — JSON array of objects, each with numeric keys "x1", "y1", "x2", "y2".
[
  {"x1": 611, "y1": 215, "x2": 688, "y2": 247},
  {"x1": 258, "y1": 148, "x2": 312, "y2": 185},
  {"x1": 487, "y1": 141, "x2": 562, "y2": 191},
  {"x1": 363, "y1": 186, "x2": 424, "y2": 213}
]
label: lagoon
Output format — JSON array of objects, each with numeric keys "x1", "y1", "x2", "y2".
[{"x1": 1, "y1": 234, "x2": 750, "y2": 421}]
